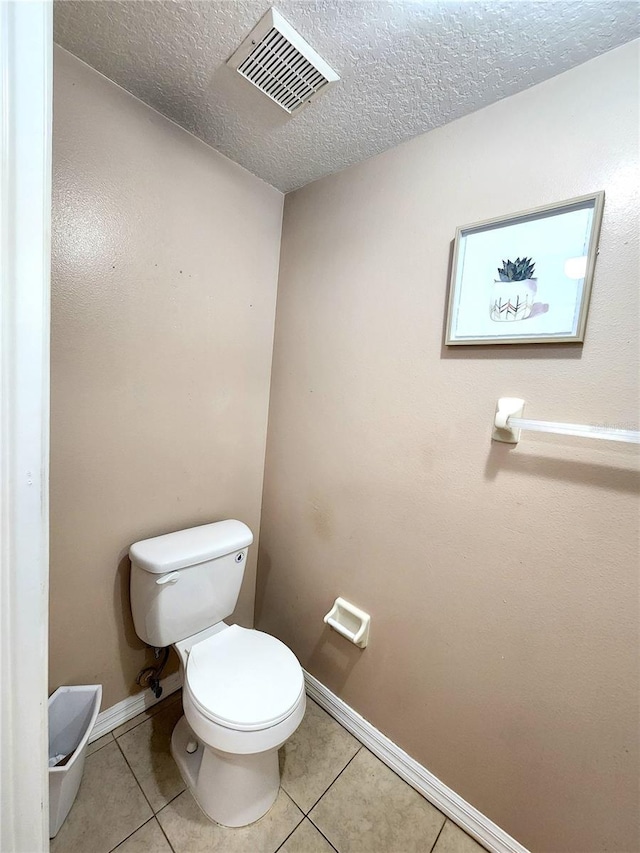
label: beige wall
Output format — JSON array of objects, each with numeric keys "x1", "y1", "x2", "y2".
[
  {"x1": 50, "y1": 48, "x2": 283, "y2": 709},
  {"x1": 258, "y1": 41, "x2": 640, "y2": 853}
]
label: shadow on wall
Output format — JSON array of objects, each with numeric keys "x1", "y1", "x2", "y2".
[
  {"x1": 114, "y1": 551, "x2": 179, "y2": 697},
  {"x1": 306, "y1": 629, "x2": 361, "y2": 693},
  {"x1": 253, "y1": 544, "x2": 271, "y2": 629},
  {"x1": 485, "y1": 441, "x2": 640, "y2": 494},
  {"x1": 256, "y1": 545, "x2": 361, "y2": 692}
]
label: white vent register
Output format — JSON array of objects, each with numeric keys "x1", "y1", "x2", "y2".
[{"x1": 227, "y1": 8, "x2": 339, "y2": 113}]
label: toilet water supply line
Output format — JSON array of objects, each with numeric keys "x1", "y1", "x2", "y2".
[{"x1": 136, "y1": 646, "x2": 170, "y2": 698}]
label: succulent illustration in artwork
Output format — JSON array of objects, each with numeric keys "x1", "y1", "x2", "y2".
[
  {"x1": 491, "y1": 256, "x2": 538, "y2": 322},
  {"x1": 497, "y1": 257, "x2": 535, "y2": 282}
]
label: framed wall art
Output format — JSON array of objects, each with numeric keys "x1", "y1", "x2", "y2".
[{"x1": 445, "y1": 192, "x2": 605, "y2": 345}]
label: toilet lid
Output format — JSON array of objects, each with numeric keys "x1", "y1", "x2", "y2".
[{"x1": 185, "y1": 625, "x2": 304, "y2": 732}]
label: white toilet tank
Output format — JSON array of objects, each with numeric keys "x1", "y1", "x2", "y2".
[{"x1": 129, "y1": 520, "x2": 253, "y2": 647}]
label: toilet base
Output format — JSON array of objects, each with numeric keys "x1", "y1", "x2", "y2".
[{"x1": 171, "y1": 715, "x2": 280, "y2": 827}]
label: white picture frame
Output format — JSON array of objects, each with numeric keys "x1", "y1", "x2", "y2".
[{"x1": 445, "y1": 192, "x2": 605, "y2": 345}]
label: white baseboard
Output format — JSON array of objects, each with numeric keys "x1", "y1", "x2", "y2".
[
  {"x1": 90, "y1": 672, "x2": 182, "y2": 741},
  {"x1": 304, "y1": 671, "x2": 529, "y2": 853}
]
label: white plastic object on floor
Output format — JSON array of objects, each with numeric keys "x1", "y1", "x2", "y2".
[
  {"x1": 171, "y1": 714, "x2": 280, "y2": 827},
  {"x1": 48, "y1": 684, "x2": 102, "y2": 838},
  {"x1": 172, "y1": 690, "x2": 305, "y2": 827},
  {"x1": 324, "y1": 597, "x2": 371, "y2": 648},
  {"x1": 129, "y1": 519, "x2": 307, "y2": 826},
  {"x1": 171, "y1": 623, "x2": 307, "y2": 827}
]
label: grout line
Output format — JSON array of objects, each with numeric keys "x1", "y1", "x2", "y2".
[
  {"x1": 114, "y1": 736, "x2": 156, "y2": 815},
  {"x1": 305, "y1": 816, "x2": 340, "y2": 853},
  {"x1": 107, "y1": 815, "x2": 155, "y2": 852},
  {"x1": 113, "y1": 691, "x2": 182, "y2": 741},
  {"x1": 156, "y1": 787, "x2": 187, "y2": 815},
  {"x1": 304, "y1": 745, "x2": 362, "y2": 816},
  {"x1": 272, "y1": 795, "x2": 306, "y2": 853},
  {"x1": 155, "y1": 813, "x2": 178, "y2": 853},
  {"x1": 304, "y1": 672, "x2": 523, "y2": 853},
  {"x1": 116, "y1": 727, "x2": 186, "y2": 819},
  {"x1": 428, "y1": 816, "x2": 449, "y2": 853},
  {"x1": 87, "y1": 732, "x2": 115, "y2": 757}
]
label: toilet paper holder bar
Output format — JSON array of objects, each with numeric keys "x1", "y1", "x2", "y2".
[{"x1": 323, "y1": 597, "x2": 370, "y2": 648}]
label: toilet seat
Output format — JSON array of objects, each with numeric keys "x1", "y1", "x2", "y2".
[{"x1": 185, "y1": 625, "x2": 304, "y2": 732}]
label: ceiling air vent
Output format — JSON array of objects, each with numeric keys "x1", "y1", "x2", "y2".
[{"x1": 227, "y1": 8, "x2": 339, "y2": 114}]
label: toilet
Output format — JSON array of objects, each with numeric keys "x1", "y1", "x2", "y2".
[{"x1": 129, "y1": 519, "x2": 306, "y2": 827}]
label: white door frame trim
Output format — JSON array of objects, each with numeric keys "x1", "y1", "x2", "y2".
[{"x1": 0, "y1": 2, "x2": 52, "y2": 851}]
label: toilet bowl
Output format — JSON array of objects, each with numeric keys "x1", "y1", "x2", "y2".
[
  {"x1": 129, "y1": 520, "x2": 305, "y2": 827},
  {"x1": 171, "y1": 623, "x2": 306, "y2": 826}
]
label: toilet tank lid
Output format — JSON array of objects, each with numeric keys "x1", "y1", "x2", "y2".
[{"x1": 129, "y1": 520, "x2": 253, "y2": 574}]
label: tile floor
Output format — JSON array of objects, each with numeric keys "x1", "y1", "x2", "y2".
[{"x1": 52, "y1": 691, "x2": 486, "y2": 853}]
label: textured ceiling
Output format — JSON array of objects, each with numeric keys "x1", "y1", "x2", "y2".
[{"x1": 54, "y1": 1, "x2": 639, "y2": 192}]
